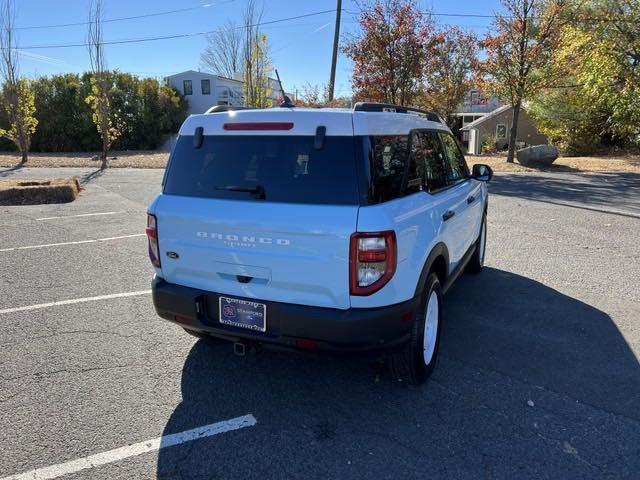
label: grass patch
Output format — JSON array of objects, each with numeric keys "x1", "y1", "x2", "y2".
[{"x1": 0, "y1": 177, "x2": 81, "y2": 205}]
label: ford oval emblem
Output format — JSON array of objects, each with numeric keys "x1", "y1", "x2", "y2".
[{"x1": 166, "y1": 251, "x2": 179, "y2": 259}]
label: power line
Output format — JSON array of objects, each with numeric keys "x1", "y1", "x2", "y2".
[
  {"x1": 12, "y1": 9, "x2": 336, "y2": 50},
  {"x1": 14, "y1": 1, "x2": 235, "y2": 31}
]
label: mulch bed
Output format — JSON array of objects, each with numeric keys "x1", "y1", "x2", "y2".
[
  {"x1": 0, "y1": 152, "x2": 169, "y2": 169},
  {"x1": 0, "y1": 178, "x2": 82, "y2": 205}
]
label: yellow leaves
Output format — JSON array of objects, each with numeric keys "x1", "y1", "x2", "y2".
[
  {"x1": 84, "y1": 73, "x2": 123, "y2": 149},
  {"x1": 0, "y1": 78, "x2": 37, "y2": 147}
]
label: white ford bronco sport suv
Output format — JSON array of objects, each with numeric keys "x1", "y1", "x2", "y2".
[{"x1": 147, "y1": 102, "x2": 493, "y2": 384}]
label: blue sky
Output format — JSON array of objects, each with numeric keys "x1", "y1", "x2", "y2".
[{"x1": 15, "y1": 0, "x2": 501, "y2": 96}]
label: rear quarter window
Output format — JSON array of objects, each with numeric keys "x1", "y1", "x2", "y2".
[{"x1": 163, "y1": 135, "x2": 359, "y2": 205}]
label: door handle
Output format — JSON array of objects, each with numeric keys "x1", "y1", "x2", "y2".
[
  {"x1": 467, "y1": 195, "x2": 476, "y2": 204},
  {"x1": 442, "y1": 210, "x2": 455, "y2": 221}
]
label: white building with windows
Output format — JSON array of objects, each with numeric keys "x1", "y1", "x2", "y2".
[
  {"x1": 165, "y1": 70, "x2": 244, "y2": 115},
  {"x1": 165, "y1": 70, "x2": 287, "y2": 115}
]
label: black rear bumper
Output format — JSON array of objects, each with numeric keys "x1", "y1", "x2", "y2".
[{"x1": 151, "y1": 276, "x2": 418, "y2": 352}]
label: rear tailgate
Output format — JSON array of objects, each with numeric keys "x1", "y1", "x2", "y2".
[{"x1": 156, "y1": 197, "x2": 357, "y2": 309}]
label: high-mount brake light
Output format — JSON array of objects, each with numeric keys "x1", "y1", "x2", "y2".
[
  {"x1": 146, "y1": 214, "x2": 161, "y2": 268},
  {"x1": 223, "y1": 122, "x2": 294, "y2": 131},
  {"x1": 349, "y1": 231, "x2": 397, "y2": 296}
]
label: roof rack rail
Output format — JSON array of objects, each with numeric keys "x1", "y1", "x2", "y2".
[
  {"x1": 353, "y1": 102, "x2": 442, "y2": 123},
  {"x1": 205, "y1": 105, "x2": 253, "y2": 114}
]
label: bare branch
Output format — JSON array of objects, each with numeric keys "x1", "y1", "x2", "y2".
[
  {"x1": 200, "y1": 20, "x2": 242, "y2": 78},
  {"x1": 0, "y1": 0, "x2": 18, "y2": 86}
]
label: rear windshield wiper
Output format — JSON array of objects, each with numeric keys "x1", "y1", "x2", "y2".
[{"x1": 215, "y1": 184, "x2": 266, "y2": 199}]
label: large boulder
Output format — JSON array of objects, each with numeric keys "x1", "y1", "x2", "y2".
[{"x1": 516, "y1": 144, "x2": 559, "y2": 167}]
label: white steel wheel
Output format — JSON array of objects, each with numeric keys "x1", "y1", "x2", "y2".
[
  {"x1": 423, "y1": 291, "x2": 439, "y2": 364},
  {"x1": 389, "y1": 272, "x2": 442, "y2": 384}
]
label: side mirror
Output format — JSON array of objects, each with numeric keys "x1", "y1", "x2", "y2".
[{"x1": 472, "y1": 164, "x2": 493, "y2": 182}]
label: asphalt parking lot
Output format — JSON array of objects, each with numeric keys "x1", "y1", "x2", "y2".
[{"x1": 1, "y1": 166, "x2": 639, "y2": 479}]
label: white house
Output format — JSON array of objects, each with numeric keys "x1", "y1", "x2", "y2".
[
  {"x1": 166, "y1": 70, "x2": 288, "y2": 115},
  {"x1": 165, "y1": 70, "x2": 244, "y2": 115}
]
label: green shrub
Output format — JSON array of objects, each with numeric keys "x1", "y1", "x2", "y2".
[
  {"x1": 482, "y1": 134, "x2": 497, "y2": 154},
  {"x1": 0, "y1": 71, "x2": 188, "y2": 153}
]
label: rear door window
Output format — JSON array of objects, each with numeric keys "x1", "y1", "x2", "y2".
[
  {"x1": 164, "y1": 135, "x2": 358, "y2": 205},
  {"x1": 405, "y1": 132, "x2": 425, "y2": 195},
  {"x1": 439, "y1": 132, "x2": 469, "y2": 183},
  {"x1": 365, "y1": 135, "x2": 409, "y2": 203}
]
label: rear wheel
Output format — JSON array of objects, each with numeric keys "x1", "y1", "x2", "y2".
[
  {"x1": 389, "y1": 273, "x2": 442, "y2": 384},
  {"x1": 467, "y1": 213, "x2": 487, "y2": 274}
]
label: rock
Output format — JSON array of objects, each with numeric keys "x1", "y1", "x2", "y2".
[{"x1": 516, "y1": 144, "x2": 558, "y2": 167}]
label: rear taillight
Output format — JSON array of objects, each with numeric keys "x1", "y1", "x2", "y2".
[
  {"x1": 349, "y1": 231, "x2": 396, "y2": 296},
  {"x1": 146, "y1": 214, "x2": 161, "y2": 268}
]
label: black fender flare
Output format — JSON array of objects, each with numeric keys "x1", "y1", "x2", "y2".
[{"x1": 414, "y1": 242, "x2": 450, "y2": 297}]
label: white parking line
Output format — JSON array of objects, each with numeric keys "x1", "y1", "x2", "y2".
[
  {"x1": 0, "y1": 290, "x2": 151, "y2": 315},
  {"x1": 0, "y1": 234, "x2": 145, "y2": 253},
  {"x1": 36, "y1": 211, "x2": 123, "y2": 221},
  {"x1": 0, "y1": 414, "x2": 257, "y2": 480}
]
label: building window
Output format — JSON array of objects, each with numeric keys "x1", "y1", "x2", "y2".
[
  {"x1": 201, "y1": 79, "x2": 211, "y2": 95},
  {"x1": 496, "y1": 124, "x2": 507, "y2": 139},
  {"x1": 183, "y1": 80, "x2": 193, "y2": 96}
]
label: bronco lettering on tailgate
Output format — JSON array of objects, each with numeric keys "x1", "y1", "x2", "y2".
[{"x1": 196, "y1": 231, "x2": 291, "y2": 248}]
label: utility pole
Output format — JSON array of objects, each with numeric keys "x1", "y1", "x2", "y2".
[{"x1": 328, "y1": 0, "x2": 342, "y2": 102}]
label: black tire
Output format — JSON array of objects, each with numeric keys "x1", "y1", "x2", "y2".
[
  {"x1": 466, "y1": 213, "x2": 487, "y2": 274},
  {"x1": 389, "y1": 273, "x2": 443, "y2": 384}
]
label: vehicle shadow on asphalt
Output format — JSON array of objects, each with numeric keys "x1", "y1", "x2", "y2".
[
  {"x1": 156, "y1": 267, "x2": 639, "y2": 478},
  {"x1": 490, "y1": 172, "x2": 640, "y2": 215}
]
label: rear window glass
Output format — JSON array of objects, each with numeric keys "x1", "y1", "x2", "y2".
[{"x1": 164, "y1": 135, "x2": 358, "y2": 205}]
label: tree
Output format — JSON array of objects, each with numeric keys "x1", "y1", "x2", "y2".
[
  {"x1": 420, "y1": 27, "x2": 477, "y2": 126},
  {"x1": 30, "y1": 74, "x2": 94, "y2": 152},
  {"x1": 343, "y1": 0, "x2": 434, "y2": 106},
  {"x1": 0, "y1": 0, "x2": 37, "y2": 163},
  {"x1": 26, "y1": 72, "x2": 186, "y2": 153},
  {"x1": 201, "y1": 20, "x2": 243, "y2": 78},
  {"x1": 242, "y1": 0, "x2": 272, "y2": 108},
  {"x1": 477, "y1": 0, "x2": 565, "y2": 162},
  {"x1": 294, "y1": 82, "x2": 351, "y2": 108},
  {"x1": 528, "y1": 0, "x2": 640, "y2": 154},
  {"x1": 86, "y1": 0, "x2": 123, "y2": 167}
]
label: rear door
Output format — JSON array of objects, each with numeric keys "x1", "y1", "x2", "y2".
[
  {"x1": 157, "y1": 132, "x2": 359, "y2": 310},
  {"x1": 439, "y1": 132, "x2": 482, "y2": 253}
]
